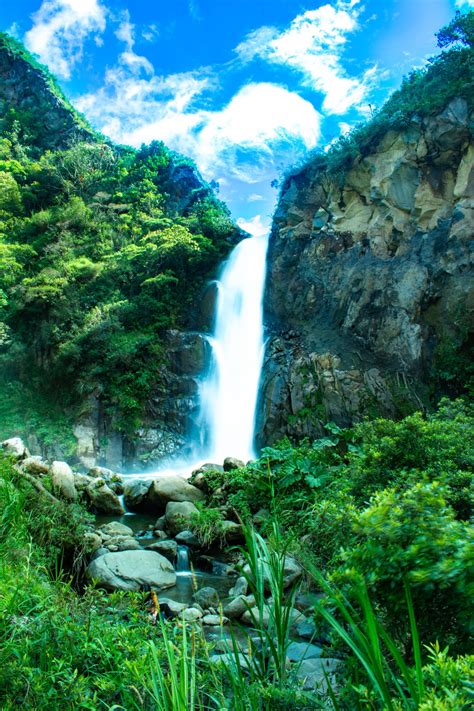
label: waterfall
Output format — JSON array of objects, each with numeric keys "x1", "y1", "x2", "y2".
[
  {"x1": 176, "y1": 545, "x2": 191, "y2": 575},
  {"x1": 197, "y1": 234, "x2": 269, "y2": 463}
]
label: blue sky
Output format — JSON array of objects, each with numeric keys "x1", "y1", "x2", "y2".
[{"x1": 1, "y1": 0, "x2": 472, "y2": 233}]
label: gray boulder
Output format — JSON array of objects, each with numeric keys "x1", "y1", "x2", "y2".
[
  {"x1": 146, "y1": 539, "x2": 178, "y2": 560},
  {"x1": 99, "y1": 522, "x2": 134, "y2": 537},
  {"x1": 223, "y1": 457, "x2": 245, "y2": 471},
  {"x1": 287, "y1": 642, "x2": 322, "y2": 662},
  {"x1": 295, "y1": 658, "x2": 341, "y2": 692},
  {"x1": 165, "y1": 501, "x2": 199, "y2": 535},
  {"x1": 50, "y1": 461, "x2": 78, "y2": 500},
  {"x1": 223, "y1": 595, "x2": 249, "y2": 619},
  {"x1": 86, "y1": 479, "x2": 124, "y2": 515},
  {"x1": 148, "y1": 475, "x2": 204, "y2": 511},
  {"x1": 175, "y1": 530, "x2": 200, "y2": 548},
  {"x1": 243, "y1": 554, "x2": 302, "y2": 590},
  {"x1": 228, "y1": 576, "x2": 248, "y2": 597},
  {"x1": 123, "y1": 479, "x2": 151, "y2": 511},
  {"x1": 87, "y1": 550, "x2": 176, "y2": 591},
  {"x1": 193, "y1": 586, "x2": 219, "y2": 609},
  {"x1": 203, "y1": 614, "x2": 228, "y2": 626}
]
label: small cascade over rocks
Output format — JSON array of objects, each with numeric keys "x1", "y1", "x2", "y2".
[{"x1": 176, "y1": 544, "x2": 191, "y2": 575}]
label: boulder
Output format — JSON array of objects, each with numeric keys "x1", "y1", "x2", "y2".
[
  {"x1": 287, "y1": 642, "x2": 322, "y2": 662},
  {"x1": 148, "y1": 475, "x2": 204, "y2": 511},
  {"x1": 87, "y1": 550, "x2": 176, "y2": 592},
  {"x1": 223, "y1": 595, "x2": 248, "y2": 619},
  {"x1": 229, "y1": 576, "x2": 248, "y2": 597},
  {"x1": 146, "y1": 539, "x2": 178, "y2": 560},
  {"x1": 221, "y1": 520, "x2": 244, "y2": 543},
  {"x1": 86, "y1": 479, "x2": 124, "y2": 515},
  {"x1": 154, "y1": 515, "x2": 167, "y2": 531},
  {"x1": 165, "y1": 501, "x2": 199, "y2": 535},
  {"x1": 2, "y1": 437, "x2": 29, "y2": 460},
  {"x1": 180, "y1": 607, "x2": 203, "y2": 622},
  {"x1": 223, "y1": 457, "x2": 245, "y2": 471},
  {"x1": 99, "y1": 522, "x2": 134, "y2": 537},
  {"x1": 82, "y1": 531, "x2": 102, "y2": 553},
  {"x1": 21, "y1": 456, "x2": 49, "y2": 476},
  {"x1": 202, "y1": 614, "x2": 228, "y2": 626},
  {"x1": 295, "y1": 617, "x2": 317, "y2": 640},
  {"x1": 107, "y1": 538, "x2": 141, "y2": 552},
  {"x1": 193, "y1": 586, "x2": 219, "y2": 609},
  {"x1": 73, "y1": 473, "x2": 94, "y2": 492},
  {"x1": 50, "y1": 461, "x2": 78, "y2": 501},
  {"x1": 123, "y1": 479, "x2": 151, "y2": 511},
  {"x1": 158, "y1": 597, "x2": 187, "y2": 615},
  {"x1": 295, "y1": 658, "x2": 341, "y2": 692},
  {"x1": 175, "y1": 530, "x2": 200, "y2": 548},
  {"x1": 88, "y1": 466, "x2": 116, "y2": 480}
]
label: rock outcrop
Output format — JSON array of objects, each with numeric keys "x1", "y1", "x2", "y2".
[
  {"x1": 259, "y1": 98, "x2": 473, "y2": 444},
  {"x1": 87, "y1": 550, "x2": 176, "y2": 592}
]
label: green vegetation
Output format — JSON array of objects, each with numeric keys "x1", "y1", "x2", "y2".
[{"x1": 0, "y1": 34, "x2": 238, "y2": 449}]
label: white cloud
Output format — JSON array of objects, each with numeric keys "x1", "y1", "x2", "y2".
[
  {"x1": 24, "y1": 0, "x2": 107, "y2": 79},
  {"x1": 248, "y1": 194, "x2": 264, "y2": 202},
  {"x1": 455, "y1": 0, "x2": 474, "y2": 7},
  {"x1": 237, "y1": 214, "x2": 271, "y2": 237},
  {"x1": 235, "y1": 0, "x2": 375, "y2": 115},
  {"x1": 114, "y1": 10, "x2": 154, "y2": 75}
]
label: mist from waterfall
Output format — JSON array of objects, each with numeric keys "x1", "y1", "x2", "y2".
[{"x1": 197, "y1": 233, "x2": 269, "y2": 463}]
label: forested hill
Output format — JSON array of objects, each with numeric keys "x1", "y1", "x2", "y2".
[{"x1": 0, "y1": 33, "x2": 240, "y2": 459}]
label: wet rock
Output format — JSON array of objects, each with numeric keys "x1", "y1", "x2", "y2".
[
  {"x1": 221, "y1": 520, "x2": 244, "y2": 543},
  {"x1": 165, "y1": 501, "x2": 199, "y2": 535},
  {"x1": 158, "y1": 597, "x2": 187, "y2": 615},
  {"x1": 148, "y1": 475, "x2": 204, "y2": 512},
  {"x1": 154, "y1": 515, "x2": 167, "y2": 531},
  {"x1": 180, "y1": 607, "x2": 203, "y2": 622},
  {"x1": 99, "y1": 522, "x2": 134, "y2": 537},
  {"x1": 88, "y1": 466, "x2": 116, "y2": 480},
  {"x1": 146, "y1": 539, "x2": 178, "y2": 560},
  {"x1": 228, "y1": 576, "x2": 248, "y2": 597},
  {"x1": 202, "y1": 614, "x2": 228, "y2": 626},
  {"x1": 223, "y1": 595, "x2": 249, "y2": 619},
  {"x1": 87, "y1": 550, "x2": 176, "y2": 592},
  {"x1": 295, "y1": 617, "x2": 317, "y2": 640},
  {"x1": 123, "y1": 479, "x2": 151, "y2": 511},
  {"x1": 295, "y1": 658, "x2": 341, "y2": 692},
  {"x1": 223, "y1": 457, "x2": 245, "y2": 471},
  {"x1": 253, "y1": 508, "x2": 270, "y2": 527},
  {"x1": 50, "y1": 461, "x2": 78, "y2": 501},
  {"x1": 193, "y1": 586, "x2": 219, "y2": 609},
  {"x1": 243, "y1": 555, "x2": 302, "y2": 590},
  {"x1": 86, "y1": 478, "x2": 124, "y2": 515},
  {"x1": 287, "y1": 642, "x2": 322, "y2": 661},
  {"x1": 175, "y1": 530, "x2": 200, "y2": 548}
]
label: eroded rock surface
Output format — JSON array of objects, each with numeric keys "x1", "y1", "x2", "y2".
[{"x1": 259, "y1": 98, "x2": 474, "y2": 444}]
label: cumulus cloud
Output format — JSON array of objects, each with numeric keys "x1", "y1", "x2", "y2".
[
  {"x1": 237, "y1": 214, "x2": 271, "y2": 237},
  {"x1": 235, "y1": 0, "x2": 375, "y2": 115},
  {"x1": 25, "y1": 0, "x2": 107, "y2": 79},
  {"x1": 114, "y1": 10, "x2": 154, "y2": 75}
]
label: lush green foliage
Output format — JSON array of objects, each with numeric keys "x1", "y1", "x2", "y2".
[
  {"x1": 203, "y1": 399, "x2": 474, "y2": 653},
  {"x1": 0, "y1": 38, "x2": 238, "y2": 447}
]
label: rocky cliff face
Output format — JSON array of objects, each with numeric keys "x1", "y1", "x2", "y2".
[
  {"x1": 259, "y1": 98, "x2": 473, "y2": 444},
  {"x1": 0, "y1": 34, "x2": 95, "y2": 150}
]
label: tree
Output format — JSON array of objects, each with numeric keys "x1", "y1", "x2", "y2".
[{"x1": 436, "y1": 10, "x2": 474, "y2": 49}]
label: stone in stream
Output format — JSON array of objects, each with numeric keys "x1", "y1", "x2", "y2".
[
  {"x1": 87, "y1": 550, "x2": 176, "y2": 592},
  {"x1": 202, "y1": 614, "x2": 229, "y2": 626},
  {"x1": 148, "y1": 475, "x2": 204, "y2": 512},
  {"x1": 175, "y1": 530, "x2": 200, "y2": 548},
  {"x1": 193, "y1": 586, "x2": 219, "y2": 609},
  {"x1": 146, "y1": 539, "x2": 178, "y2": 560},
  {"x1": 165, "y1": 501, "x2": 199, "y2": 535},
  {"x1": 86, "y1": 478, "x2": 124, "y2": 515},
  {"x1": 228, "y1": 576, "x2": 248, "y2": 597},
  {"x1": 180, "y1": 607, "x2": 203, "y2": 622},
  {"x1": 295, "y1": 658, "x2": 341, "y2": 692},
  {"x1": 223, "y1": 595, "x2": 249, "y2": 619},
  {"x1": 295, "y1": 616, "x2": 317, "y2": 640},
  {"x1": 123, "y1": 479, "x2": 151, "y2": 511},
  {"x1": 99, "y1": 522, "x2": 134, "y2": 537},
  {"x1": 243, "y1": 554, "x2": 302, "y2": 591},
  {"x1": 154, "y1": 515, "x2": 167, "y2": 531},
  {"x1": 287, "y1": 641, "x2": 323, "y2": 662}
]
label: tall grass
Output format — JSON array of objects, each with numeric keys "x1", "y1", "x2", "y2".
[{"x1": 309, "y1": 567, "x2": 426, "y2": 710}]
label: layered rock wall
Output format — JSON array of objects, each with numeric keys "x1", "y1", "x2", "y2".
[{"x1": 259, "y1": 99, "x2": 473, "y2": 444}]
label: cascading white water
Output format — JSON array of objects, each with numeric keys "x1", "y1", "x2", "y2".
[
  {"x1": 137, "y1": 232, "x2": 269, "y2": 478},
  {"x1": 197, "y1": 234, "x2": 269, "y2": 463}
]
